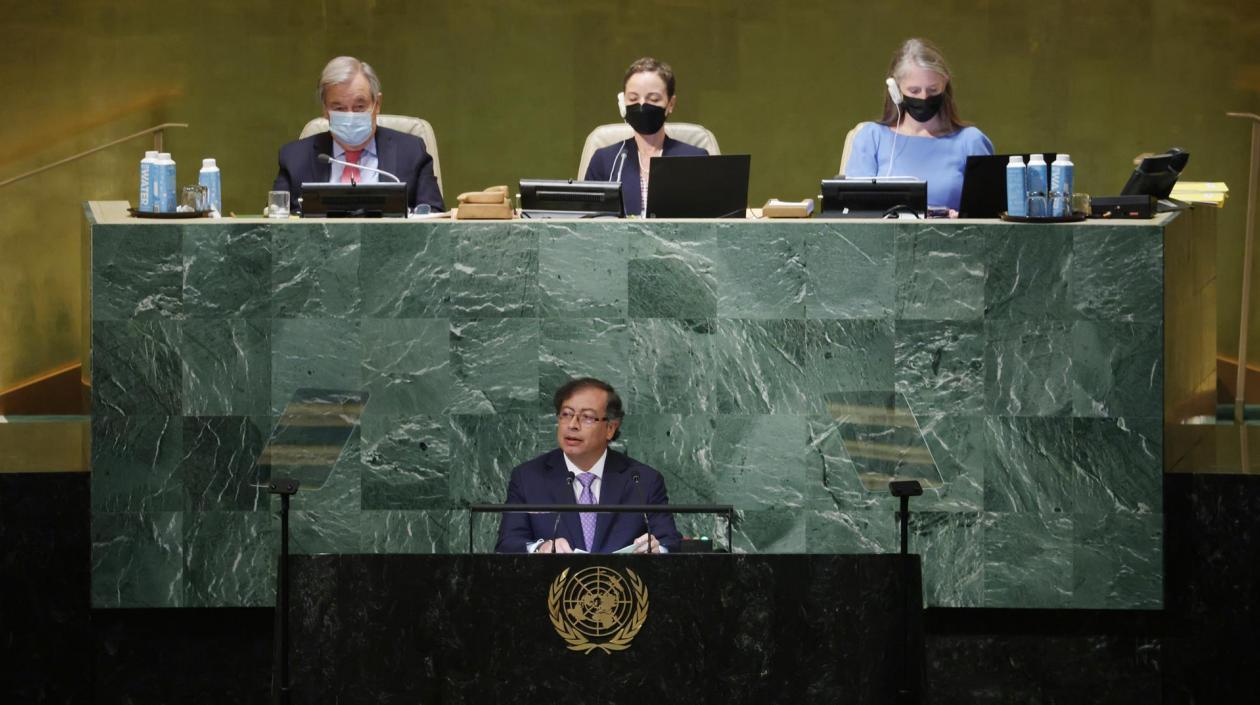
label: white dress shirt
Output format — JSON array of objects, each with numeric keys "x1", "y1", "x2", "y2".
[{"x1": 331, "y1": 136, "x2": 380, "y2": 184}]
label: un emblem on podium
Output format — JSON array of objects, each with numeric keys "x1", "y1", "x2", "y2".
[{"x1": 547, "y1": 566, "x2": 649, "y2": 654}]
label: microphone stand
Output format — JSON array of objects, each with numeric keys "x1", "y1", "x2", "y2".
[
  {"x1": 550, "y1": 472, "x2": 578, "y2": 553},
  {"x1": 632, "y1": 472, "x2": 651, "y2": 550},
  {"x1": 268, "y1": 478, "x2": 299, "y2": 705}
]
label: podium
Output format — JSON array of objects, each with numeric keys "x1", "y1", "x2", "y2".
[{"x1": 289, "y1": 554, "x2": 923, "y2": 704}]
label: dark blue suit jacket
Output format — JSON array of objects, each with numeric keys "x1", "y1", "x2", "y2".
[
  {"x1": 583, "y1": 136, "x2": 708, "y2": 216},
  {"x1": 272, "y1": 125, "x2": 444, "y2": 212},
  {"x1": 495, "y1": 448, "x2": 682, "y2": 554}
]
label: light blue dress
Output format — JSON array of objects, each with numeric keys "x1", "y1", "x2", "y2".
[{"x1": 845, "y1": 122, "x2": 994, "y2": 211}]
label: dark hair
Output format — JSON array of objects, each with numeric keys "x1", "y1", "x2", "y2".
[
  {"x1": 624, "y1": 56, "x2": 676, "y2": 98},
  {"x1": 878, "y1": 38, "x2": 969, "y2": 132},
  {"x1": 553, "y1": 377, "x2": 624, "y2": 440}
]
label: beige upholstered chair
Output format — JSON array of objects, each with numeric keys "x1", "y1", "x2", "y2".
[
  {"x1": 299, "y1": 114, "x2": 443, "y2": 197},
  {"x1": 837, "y1": 122, "x2": 871, "y2": 177},
  {"x1": 576, "y1": 123, "x2": 721, "y2": 179}
]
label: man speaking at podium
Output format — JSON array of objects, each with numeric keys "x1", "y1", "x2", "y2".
[
  {"x1": 272, "y1": 56, "x2": 444, "y2": 212},
  {"x1": 496, "y1": 378, "x2": 681, "y2": 554}
]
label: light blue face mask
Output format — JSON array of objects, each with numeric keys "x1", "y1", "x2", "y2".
[{"x1": 328, "y1": 110, "x2": 374, "y2": 147}]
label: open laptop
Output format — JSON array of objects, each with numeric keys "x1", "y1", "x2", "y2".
[
  {"x1": 958, "y1": 153, "x2": 1057, "y2": 218},
  {"x1": 645, "y1": 154, "x2": 751, "y2": 218}
]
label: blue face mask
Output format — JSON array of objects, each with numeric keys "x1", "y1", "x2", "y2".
[{"x1": 328, "y1": 110, "x2": 374, "y2": 147}]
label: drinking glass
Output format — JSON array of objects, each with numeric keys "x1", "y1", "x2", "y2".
[
  {"x1": 1071, "y1": 193, "x2": 1092, "y2": 217},
  {"x1": 1025, "y1": 195, "x2": 1049, "y2": 218},
  {"x1": 181, "y1": 185, "x2": 208, "y2": 212},
  {"x1": 267, "y1": 190, "x2": 290, "y2": 218}
]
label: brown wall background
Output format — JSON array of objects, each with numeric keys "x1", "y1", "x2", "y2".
[{"x1": 2, "y1": 0, "x2": 1258, "y2": 396}]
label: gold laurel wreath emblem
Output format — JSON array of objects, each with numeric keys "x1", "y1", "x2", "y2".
[{"x1": 547, "y1": 567, "x2": 649, "y2": 654}]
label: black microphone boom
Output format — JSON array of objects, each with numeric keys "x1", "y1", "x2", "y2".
[
  {"x1": 632, "y1": 471, "x2": 651, "y2": 549},
  {"x1": 550, "y1": 472, "x2": 578, "y2": 553}
]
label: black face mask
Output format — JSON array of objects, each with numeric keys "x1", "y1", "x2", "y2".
[
  {"x1": 901, "y1": 93, "x2": 944, "y2": 123},
  {"x1": 624, "y1": 102, "x2": 667, "y2": 135}
]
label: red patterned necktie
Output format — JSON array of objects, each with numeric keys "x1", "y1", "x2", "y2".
[{"x1": 340, "y1": 149, "x2": 363, "y2": 183}]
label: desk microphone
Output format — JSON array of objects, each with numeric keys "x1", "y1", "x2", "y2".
[
  {"x1": 316, "y1": 153, "x2": 402, "y2": 183},
  {"x1": 550, "y1": 472, "x2": 578, "y2": 553},
  {"x1": 631, "y1": 471, "x2": 651, "y2": 550}
]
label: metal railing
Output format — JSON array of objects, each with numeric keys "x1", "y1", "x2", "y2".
[
  {"x1": 1228, "y1": 112, "x2": 1260, "y2": 424},
  {"x1": 0, "y1": 122, "x2": 188, "y2": 190}
]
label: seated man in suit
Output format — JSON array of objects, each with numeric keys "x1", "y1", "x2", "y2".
[
  {"x1": 496, "y1": 377, "x2": 681, "y2": 554},
  {"x1": 273, "y1": 56, "x2": 443, "y2": 212},
  {"x1": 584, "y1": 57, "x2": 707, "y2": 217}
]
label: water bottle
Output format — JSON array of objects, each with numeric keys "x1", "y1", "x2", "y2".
[
  {"x1": 199, "y1": 158, "x2": 222, "y2": 214},
  {"x1": 1050, "y1": 153, "x2": 1074, "y2": 216},
  {"x1": 1025, "y1": 154, "x2": 1049, "y2": 217},
  {"x1": 1005, "y1": 155, "x2": 1027, "y2": 217},
  {"x1": 138, "y1": 150, "x2": 158, "y2": 212},
  {"x1": 155, "y1": 152, "x2": 176, "y2": 212}
]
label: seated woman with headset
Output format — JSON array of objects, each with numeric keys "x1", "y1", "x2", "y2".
[
  {"x1": 585, "y1": 57, "x2": 708, "y2": 217},
  {"x1": 846, "y1": 38, "x2": 993, "y2": 216}
]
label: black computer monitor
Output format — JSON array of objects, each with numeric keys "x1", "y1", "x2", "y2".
[
  {"x1": 958, "y1": 153, "x2": 1057, "y2": 218},
  {"x1": 645, "y1": 154, "x2": 750, "y2": 218},
  {"x1": 819, "y1": 178, "x2": 928, "y2": 218},
  {"x1": 1121, "y1": 148, "x2": 1190, "y2": 200},
  {"x1": 300, "y1": 182, "x2": 408, "y2": 218},
  {"x1": 519, "y1": 179, "x2": 624, "y2": 218}
]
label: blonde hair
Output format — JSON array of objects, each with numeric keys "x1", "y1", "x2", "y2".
[{"x1": 878, "y1": 38, "x2": 969, "y2": 131}]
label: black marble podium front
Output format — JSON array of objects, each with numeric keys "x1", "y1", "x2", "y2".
[{"x1": 290, "y1": 554, "x2": 923, "y2": 704}]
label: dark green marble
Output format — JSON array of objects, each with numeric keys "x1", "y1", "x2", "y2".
[
  {"x1": 626, "y1": 222, "x2": 718, "y2": 318},
  {"x1": 92, "y1": 226, "x2": 182, "y2": 320},
  {"x1": 360, "y1": 414, "x2": 451, "y2": 510},
  {"x1": 537, "y1": 223, "x2": 629, "y2": 318},
  {"x1": 985, "y1": 320, "x2": 1074, "y2": 417},
  {"x1": 89, "y1": 216, "x2": 1170, "y2": 610},
  {"x1": 361, "y1": 318, "x2": 453, "y2": 415},
  {"x1": 180, "y1": 318, "x2": 271, "y2": 416},
  {"x1": 183, "y1": 511, "x2": 275, "y2": 607},
  {"x1": 183, "y1": 223, "x2": 272, "y2": 318},
  {"x1": 91, "y1": 414, "x2": 183, "y2": 513},
  {"x1": 894, "y1": 223, "x2": 986, "y2": 320},
  {"x1": 359, "y1": 223, "x2": 451, "y2": 318},
  {"x1": 180, "y1": 415, "x2": 268, "y2": 511},
  {"x1": 803, "y1": 223, "x2": 895, "y2": 319},
  {"x1": 271, "y1": 222, "x2": 363, "y2": 318},
  {"x1": 91, "y1": 511, "x2": 185, "y2": 608},
  {"x1": 92, "y1": 319, "x2": 182, "y2": 416},
  {"x1": 896, "y1": 320, "x2": 986, "y2": 416},
  {"x1": 984, "y1": 224, "x2": 1073, "y2": 320}
]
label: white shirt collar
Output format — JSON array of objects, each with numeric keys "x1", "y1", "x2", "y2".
[
  {"x1": 333, "y1": 135, "x2": 377, "y2": 159},
  {"x1": 562, "y1": 448, "x2": 608, "y2": 481}
]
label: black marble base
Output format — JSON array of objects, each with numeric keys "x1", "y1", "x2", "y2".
[{"x1": 289, "y1": 554, "x2": 924, "y2": 705}]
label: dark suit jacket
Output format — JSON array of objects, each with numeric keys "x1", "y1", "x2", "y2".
[
  {"x1": 495, "y1": 448, "x2": 683, "y2": 554},
  {"x1": 272, "y1": 125, "x2": 444, "y2": 212},
  {"x1": 583, "y1": 136, "x2": 708, "y2": 216}
]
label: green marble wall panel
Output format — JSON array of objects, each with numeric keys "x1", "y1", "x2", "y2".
[{"x1": 89, "y1": 217, "x2": 1169, "y2": 610}]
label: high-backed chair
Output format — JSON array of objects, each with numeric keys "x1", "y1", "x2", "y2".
[
  {"x1": 837, "y1": 122, "x2": 871, "y2": 177},
  {"x1": 299, "y1": 114, "x2": 443, "y2": 197},
  {"x1": 576, "y1": 123, "x2": 721, "y2": 179}
]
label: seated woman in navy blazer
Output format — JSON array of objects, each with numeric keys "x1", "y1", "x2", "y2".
[{"x1": 584, "y1": 57, "x2": 708, "y2": 217}]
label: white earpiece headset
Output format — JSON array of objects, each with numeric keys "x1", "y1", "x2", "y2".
[
  {"x1": 611, "y1": 92, "x2": 629, "y2": 181},
  {"x1": 883, "y1": 77, "x2": 904, "y2": 178}
]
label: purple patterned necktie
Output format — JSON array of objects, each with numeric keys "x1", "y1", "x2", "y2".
[{"x1": 576, "y1": 472, "x2": 597, "y2": 551}]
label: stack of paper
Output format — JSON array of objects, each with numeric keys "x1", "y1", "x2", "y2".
[{"x1": 1171, "y1": 181, "x2": 1229, "y2": 207}]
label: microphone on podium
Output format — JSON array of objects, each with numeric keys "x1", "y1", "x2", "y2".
[
  {"x1": 550, "y1": 472, "x2": 579, "y2": 553},
  {"x1": 316, "y1": 153, "x2": 402, "y2": 183}
]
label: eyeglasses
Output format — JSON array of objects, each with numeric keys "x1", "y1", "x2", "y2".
[{"x1": 557, "y1": 409, "x2": 609, "y2": 427}]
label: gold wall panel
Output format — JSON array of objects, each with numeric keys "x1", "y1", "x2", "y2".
[{"x1": 2, "y1": 0, "x2": 1259, "y2": 396}]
